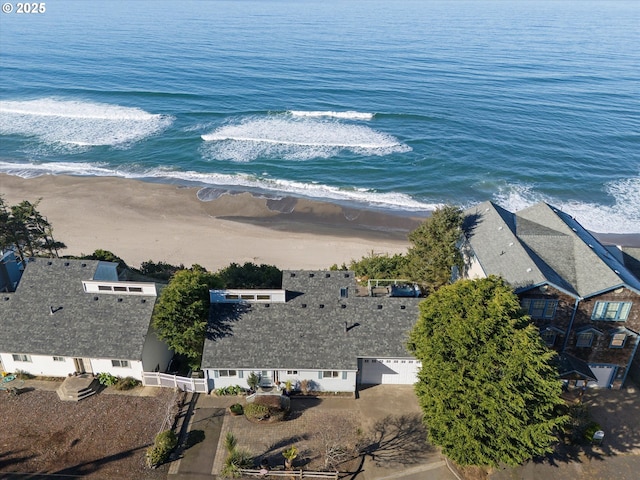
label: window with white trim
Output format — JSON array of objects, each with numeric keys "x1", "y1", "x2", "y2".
[
  {"x1": 576, "y1": 332, "x2": 594, "y2": 348},
  {"x1": 219, "y1": 370, "x2": 237, "y2": 377},
  {"x1": 53, "y1": 356, "x2": 65, "y2": 362},
  {"x1": 12, "y1": 354, "x2": 32, "y2": 362},
  {"x1": 592, "y1": 302, "x2": 632, "y2": 321},
  {"x1": 322, "y1": 371, "x2": 339, "y2": 378},
  {"x1": 111, "y1": 359, "x2": 130, "y2": 368},
  {"x1": 521, "y1": 298, "x2": 558, "y2": 319},
  {"x1": 610, "y1": 333, "x2": 627, "y2": 348}
]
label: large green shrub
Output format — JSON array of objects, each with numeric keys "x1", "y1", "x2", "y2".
[
  {"x1": 115, "y1": 376, "x2": 141, "y2": 390},
  {"x1": 244, "y1": 403, "x2": 271, "y2": 421},
  {"x1": 146, "y1": 429, "x2": 178, "y2": 468},
  {"x1": 97, "y1": 372, "x2": 118, "y2": 386}
]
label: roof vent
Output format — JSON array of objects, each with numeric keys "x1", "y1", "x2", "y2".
[
  {"x1": 94, "y1": 296, "x2": 99, "y2": 301},
  {"x1": 64, "y1": 262, "x2": 70, "y2": 266},
  {"x1": 3, "y1": 296, "x2": 10, "y2": 301},
  {"x1": 81, "y1": 263, "x2": 87, "y2": 267},
  {"x1": 301, "y1": 303, "x2": 307, "y2": 308},
  {"x1": 265, "y1": 303, "x2": 270, "y2": 308},
  {"x1": 319, "y1": 304, "x2": 324, "y2": 308},
  {"x1": 325, "y1": 273, "x2": 331, "y2": 278},
  {"x1": 526, "y1": 268, "x2": 532, "y2": 272},
  {"x1": 117, "y1": 298, "x2": 123, "y2": 302},
  {"x1": 400, "y1": 305, "x2": 406, "y2": 310},
  {"x1": 498, "y1": 226, "x2": 503, "y2": 230},
  {"x1": 290, "y1": 273, "x2": 296, "y2": 277},
  {"x1": 341, "y1": 304, "x2": 347, "y2": 309},
  {"x1": 588, "y1": 244, "x2": 594, "y2": 248},
  {"x1": 508, "y1": 242, "x2": 514, "y2": 246},
  {"x1": 344, "y1": 273, "x2": 350, "y2": 278},
  {"x1": 614, "y1": 270, "x2": 620, "y2": 275},
  {"x1": 309, "y1": 273, "x2": 315, "y2": 278},
  {"x1": 377, "y1": 305, "x2": 383, "y2": 309},
  {"x1": 141, "y1": 299, "x2": 146, "y2": 303},
  {"x1": 47, "y1": 261, "x2": 53, "y2": 266}
]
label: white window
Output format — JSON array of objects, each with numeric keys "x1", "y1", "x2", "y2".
[
  {"x1": 219, "y1": 370, "x2": 237, "y2": 377},
  {"x1": 610, "y1": 333, "x2": 627, "y2": 348},
  {"x1": 322, "y1": 371, "x2": 339, "y2": 378},
  {"x1": 286, "y1": 370, "x2": 298, "y2": 375},
  {"x1": 53, "y1": 356, "x2": 65, "y2": 362},
  {"x1": 521, "y1": 298, "x2": 558, "y2": 319},
  {"x1": 592, "y1": 302, "x2": 632, "y2": 321},
  {"x1": 12, "y1": 354, "x2": 32, "y2": 362},
  {"x1": 576, "y1": 332, "x2": 594, "y2": 348},
  {"x1": 111, "y1": 359, "x2": 130, "y2": 368}
]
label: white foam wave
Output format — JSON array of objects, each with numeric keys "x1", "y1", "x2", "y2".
[
  {"x1": 289, "y1": 110, "x2": 374, "y2": 121},
  {"x1": 0, "y1": 98, "x2": 173, "y2": 149},
  {"x1": 0, "y1": 161, "x2": 433, "y2": 212},
  {"x1": 201, "y1": 117, "x2": 409, "y2": 162},
  {"x1": 494, "y1": 177, "x2": 640, "y2": 234}
]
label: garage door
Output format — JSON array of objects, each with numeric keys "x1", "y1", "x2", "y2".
[
  {"x1": 587, "y1": 365, "x2": 616, "y2": 388},
  {"x1": 359, "y1": 358, "x2": 420, "y2": 385}
]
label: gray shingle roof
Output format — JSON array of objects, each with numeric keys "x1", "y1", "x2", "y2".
[
  {"x1": 202, "y1": 270, "x2": 420, "y2": 371},
  {"x1": 463, "y1": 201, "x2": 640, "y2": 297},
  {"x1": 0, "y1": 258, "x2": 157, "y2": 360}
]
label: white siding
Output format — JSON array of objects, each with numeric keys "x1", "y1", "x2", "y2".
[
  {"x1": 92, "y1": 358, "x2": 144, "y2": 380},
  {"x1": 587, "y1": 365, "x2": 616, "y2": 389},
  {"x1": 141, "y1": 326, "x2": 173, "y2": 373},
  {"x1": 1, "y1": 353, "x2": 73, "y2": 377},
  {"x1": 360, "y1": 358, "x2": 420, "y2": 385}
]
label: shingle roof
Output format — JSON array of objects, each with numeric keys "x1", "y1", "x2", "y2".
[
  {"x1": 463, "y1": 201, "x2": 640, "y2": 298},
  {"x1": 0, "y1": 258, "x2": 157, "y2": 360},
  {"x1": 202, "y1": 270, "x2": 420, "y2": 371}
]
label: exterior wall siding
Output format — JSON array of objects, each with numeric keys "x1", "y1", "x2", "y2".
[
  {"x1": 0, "y1": 353, "x2": 143, "y2": 380},
  {"x1": 141, "y1": 326, "x2": 173, "y2": 373},
  {"x1": 205, "y1": 368, "x2": 356, "y2": 393},
  {"x1": 562, "y1": 288, "x2": 640, "y2": 389}
]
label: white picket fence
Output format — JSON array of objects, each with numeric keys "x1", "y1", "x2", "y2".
[{"x1": 142, "y1": 371, "x2": 208, "y2": 393}]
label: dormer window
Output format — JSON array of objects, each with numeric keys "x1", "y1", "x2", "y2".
[
  {"x1": 576, "y1": 332, "x2": 594, "y2": 347},
  {"x1": 610, "y1": 332, "x2": 627, "y2": 348}
]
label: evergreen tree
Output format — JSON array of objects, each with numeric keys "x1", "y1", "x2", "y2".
[
  {"x1": 403, "y1": 205, "x2": 463, "y2": 292},
  {"x1": 152, "y1": 266, "x2": 223, "y2": 369},
  {"x1": 407, "y1": 276, "x2": 566, "y2": 467}
]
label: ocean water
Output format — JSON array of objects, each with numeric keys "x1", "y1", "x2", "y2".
[{"x1": 0, "y1": 0, "x2": 638, "y2": 233}]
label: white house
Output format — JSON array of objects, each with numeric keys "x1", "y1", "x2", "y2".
[
  {"x1": 201, "y1": 270, "x2": 423, "y2": 393},
  {"x1": 0, "y1": 257, "x2": 172, "y2": 380}
]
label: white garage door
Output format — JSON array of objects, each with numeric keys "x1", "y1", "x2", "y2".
[
  {"x1": 587, "y1": 365, "x2": 616, "y2": 388},
  {"x1": 359, "y1": 358, "x2": 420, "y2": 385}
]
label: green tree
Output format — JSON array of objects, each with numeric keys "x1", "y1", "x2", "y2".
[
  {"x1": 348, "y1": 251, "x2": 407, "y2": 282},
  {"x1": 403, "y1": 205, "x2": 463, "y2": 292},
  {"x1": 217, "y1": 262, "x2": 282, "y2": 288},
  {"x1": 407, "y1": 276, "x2": 566, "y2": 467},
  {"x1": 152, "y1": 266, "x2": 223, "y2": 369},
  {"x1": 0, "y1": 196, "x2": 66, "y2": 260}
]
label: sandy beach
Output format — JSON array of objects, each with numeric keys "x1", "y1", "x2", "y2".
[{"x1": 0, "y1": 174, "x2": 423, "y2": 271}]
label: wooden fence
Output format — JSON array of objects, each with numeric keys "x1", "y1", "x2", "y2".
[
  {"x1": 238, "y1": 469, "x2": 338, "y2": 479},
  {"x1": 142, "y1": 372, "x2": 207, "y2": 393}
]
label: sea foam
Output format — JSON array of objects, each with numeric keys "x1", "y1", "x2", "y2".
[
  {"x1": 0, "y1": 98, "x2": 173, "y2": 150},
  {"x1": 201, "y1": 116, "x2": 410, "y2": 162},
  {"x1": 289, "y1": 110, "x2": 375, "y2": 121}
]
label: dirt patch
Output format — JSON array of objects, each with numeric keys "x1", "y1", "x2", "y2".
[{"x1": 0, "y1": 388, "x2": 175, "y2": 478}]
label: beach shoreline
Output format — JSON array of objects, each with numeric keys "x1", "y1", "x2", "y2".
[
  {"x1": 0, "y1": 174, "x2": 422, "y2": 271},
  {"x1": 2, "y1": 174, "x2": 639, "y2": 273}
]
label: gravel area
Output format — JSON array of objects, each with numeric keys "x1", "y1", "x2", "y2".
[{"x1": 0, "y1": 387, "x2": 176, "y2": 478}]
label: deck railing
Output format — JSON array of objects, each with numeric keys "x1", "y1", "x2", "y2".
[{"x1": 142, "y1": 371, "x2": 207, "y2": 393}]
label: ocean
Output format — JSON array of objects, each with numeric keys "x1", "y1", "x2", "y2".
[{"x1": 1, "y1": 0, "x2": 638, "y2": 233}]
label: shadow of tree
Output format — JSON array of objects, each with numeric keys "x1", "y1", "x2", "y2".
[
  {"x1": 258, "y1": 434, "x2": 310, "y2": 470},
  {"x1": 185, "y1": 429, "x2": 205, "y2": 449},
  {"x1": 287, "y1": 397, "x2": 322, "y2": 420},
  {"x1": 206, "y1": 303, "x2": 251, "y2": 340},
  {"x1": 359, "y1": 413, "x2": 434, "y2": 467},
  {"x1": 0, "y1": 450, "x2": 36, "y2": 471},
  {"x1": 52, "y1": 445, "x2": 147, "y2": 477}
]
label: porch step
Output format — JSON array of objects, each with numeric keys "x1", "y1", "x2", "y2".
[{"x1": 56, "y1": 374, "x2": 100, "y2": 402}]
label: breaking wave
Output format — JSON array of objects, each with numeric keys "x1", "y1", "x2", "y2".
[
  {"x1": 0, "y1": 98, "x2": 173, "y2": 150},
  {"x1": 288, "y1": 110, "x2": 374, "y2": 120}
]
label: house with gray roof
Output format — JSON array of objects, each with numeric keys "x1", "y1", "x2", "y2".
[
  {"x1": 201, "y1": 270, "x2": 422, "y2": 393},
  {"x1": 0, "y1": 257, "x2": 172, "y2": 380},
  {"x1": 462, "y1": 201, "x2": 640, "y2": 388}
]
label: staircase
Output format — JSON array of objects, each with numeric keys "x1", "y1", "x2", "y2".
[{"x1": 56, "y1": 373, "x2": 100, "y2": 401}]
